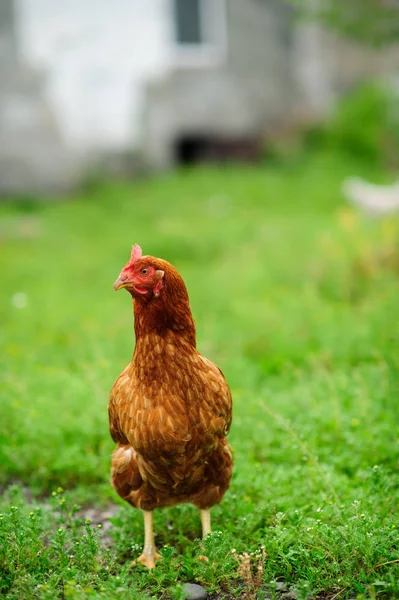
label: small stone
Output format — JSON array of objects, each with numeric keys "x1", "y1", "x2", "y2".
[
  {"x1": 275, "y1": 581, "x2": 288, "y2": 592},
  {"x1": 182, "y1": 582, "x2": 207, "y2": 600}
]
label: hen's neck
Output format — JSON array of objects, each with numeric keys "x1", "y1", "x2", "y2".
[{"x1": 133, "y1": 292, "x2": 196, "y2": 347}]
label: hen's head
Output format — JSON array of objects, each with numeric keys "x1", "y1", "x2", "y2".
[
  {"x1": 113, "y1": 244, "x2": 165, "y2": 299},
  {"x1": 114, "y1": 244, "x2": 195, "y2": 343}
]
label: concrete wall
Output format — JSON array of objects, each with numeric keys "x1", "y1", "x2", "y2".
[
  {"x1": 0, "y1": 0, "x2": 76, "y2": 194},
  {"x1": 1, "y1": 0, "x2": 398, "y2": 193},
  {"x1": 16, "y1": 0, "x2": 170, "y2": 151},
  {"x1": 142, "y1": 0, "x2": 294, "y2": 168},
  {"x1": 292, "y1": 22, "x2": 399, "y2": 122}
]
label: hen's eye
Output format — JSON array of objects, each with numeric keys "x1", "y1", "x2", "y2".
[{"x1": 141, "y1": 268, "x2": 149, "y2": 276}]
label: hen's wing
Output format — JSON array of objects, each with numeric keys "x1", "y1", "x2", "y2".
[
  {"x1": 108, "y1": 366, "x2": 131, "y2": 445},
  {"x1": 194, "y1": 354, "x2": 232, "y2": 438}
]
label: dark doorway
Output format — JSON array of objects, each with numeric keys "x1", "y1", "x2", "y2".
[{"x1": 175, "y1": 135, "x2": 261, "y2": 166}]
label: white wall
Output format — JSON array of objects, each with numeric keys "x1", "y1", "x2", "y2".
[
  {"x1": 292, "y1": 23, "x2": 335, "y2": 117},
  {"x1": 16, "y1": 0, "x2": 171, "y2": 151}
]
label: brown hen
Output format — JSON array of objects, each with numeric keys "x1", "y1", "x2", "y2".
[{"x1": 109, "y1": 244, "x2": 233, "y2": 568}]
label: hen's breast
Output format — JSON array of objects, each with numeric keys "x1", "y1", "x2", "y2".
[{"x1": 109, "y1": 332, "x2": 231, "y2": 468}]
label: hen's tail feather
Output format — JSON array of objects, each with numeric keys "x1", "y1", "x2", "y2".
[
  {"x1": 111, "y1": 438, "x2": 233, "y2": 511},
  {"x1": 190, "y1": 439, "x2": 233, "y2": 510},
  {"x1": 111, "y1": 444, "x2": 143, "y2": 500},
  {"x1": 111, "y1": 444, "x2": 169, "y2": 510}
]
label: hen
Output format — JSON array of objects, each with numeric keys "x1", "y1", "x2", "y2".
[{"x1": 109, "y1": 244, "x2": 233, "y2": 568}]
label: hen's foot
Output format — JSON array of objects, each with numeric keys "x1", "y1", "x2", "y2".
[
  {"x1": 134, "y1": 510, "x2": 161, "y2": 569},
  {"x1": 136, "y1": 550, "x2": 161, "y2": 569}
]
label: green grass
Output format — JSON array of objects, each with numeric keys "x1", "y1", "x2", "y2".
[{"x1": 1, "y1": 154, "x2": 399, "y2": 599}]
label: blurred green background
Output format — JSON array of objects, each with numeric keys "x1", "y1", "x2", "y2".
[{"x1": 1, "y1": 83, "x2": 399, "y2": 598}]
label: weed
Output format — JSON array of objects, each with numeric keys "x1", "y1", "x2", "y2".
[
  {"x1": 232, "y1": 546, "x2": 266, "y2": 600},
  {"x1": 1, "y1": 159, "x2": 399, "y2": 598}
]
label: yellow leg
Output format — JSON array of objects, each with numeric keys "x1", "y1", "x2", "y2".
[
  {"x1": 137, "y1": 510, "x2": 161, "y2": 569},
  {"x1": 200, "y1": 509, "x2": 211, "y2": 538}
]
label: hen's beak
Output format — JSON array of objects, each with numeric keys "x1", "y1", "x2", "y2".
[{"x1": 113, "y1": 277, "x2": 133, "y2": 291}]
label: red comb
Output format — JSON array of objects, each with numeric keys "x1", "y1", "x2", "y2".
[
  {"x1": 121, "y1": 244, "x2": 142, "y2": 274},
  {"x1": 130, "y1": 244, "x2": 142, "y2": 264}
]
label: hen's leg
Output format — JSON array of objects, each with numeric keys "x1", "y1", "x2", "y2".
[
  {"x1": 137, "y1": 510, "x2": 161, "y2": 569},
  {"x1": 200, "y1": 509, "x2": 211, "y2": 538}
]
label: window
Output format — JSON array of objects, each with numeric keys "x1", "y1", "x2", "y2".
[
  {"x1": 171, "y1": 0, "x2": 227, "y2": 64},
  {"x1": 174, "y1": 0, "x2": 202, "y2": 45}
]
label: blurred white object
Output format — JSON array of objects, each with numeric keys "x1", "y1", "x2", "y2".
[
  {"x1": 11, "y1": 292, "x2": 28, "y2": 309},
  {"x1": 342, "y1": 176, "x2": 399, "y2": 216}
]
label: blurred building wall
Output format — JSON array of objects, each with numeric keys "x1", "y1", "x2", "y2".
[
  {"x1": 141, "y1": 0, "x2": 294, "y2": 168},
  {"x1": 0, "y1": 0, "x2": 398, "y2": 195},
  {"x1": 293, "y1": 22, "x2": 399, "y2": 121},
  {"x1": 0, "y1": 0, "x2": 76, "y2": 194},
  {"x1": 16, "y1": 0, "x2": 171, "y2": 151}
]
